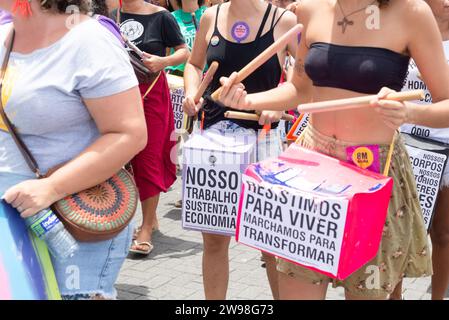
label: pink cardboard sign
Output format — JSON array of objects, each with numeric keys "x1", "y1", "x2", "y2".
[{"x1": 236, "y1": 144, "x2": 393, "y2": 280}]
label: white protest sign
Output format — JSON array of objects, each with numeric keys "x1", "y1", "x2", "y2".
[
  {"x1": 167, "y1": 74, "x2": 187, "y2": 135},
  {"x1": 405, "y1": 146, "x2": 447, "y2": 229},
  {"x1": 238, "y1": 176, "x2": 348, "y2": 276},
  {"x1": 403, "y1": 133, "x2": 449, "y2": 230},
  {"x1": 182, "y1": 132, "x2": 256, "y2": 235},
  {"x1": 170, "y1": 87, "x2": 186, "y2": 135}
]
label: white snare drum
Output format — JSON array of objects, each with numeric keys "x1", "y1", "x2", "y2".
[{"x1": 182, "y1": 130, "x2": 257, "y2": 236}]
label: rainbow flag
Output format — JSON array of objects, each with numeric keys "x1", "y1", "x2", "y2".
[{"x1": 0, "y1": 200, "x2": 60, "y2": 300}]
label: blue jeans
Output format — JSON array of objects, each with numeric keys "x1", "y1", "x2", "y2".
[
  {"x1": 53, "y1": 224, "x2": 133, "y2": 300},
  {"x1": 0, "y1": 174, "x2": 133, "y2": 300}
]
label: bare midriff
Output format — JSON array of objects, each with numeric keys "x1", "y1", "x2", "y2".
[{"x1": 309, "y1": 86, "x2": 396, "y2": 145}]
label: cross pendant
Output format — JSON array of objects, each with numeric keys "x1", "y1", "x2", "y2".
[{"x1": 337, "y1": 17, "x2": 354, "y2": 34}]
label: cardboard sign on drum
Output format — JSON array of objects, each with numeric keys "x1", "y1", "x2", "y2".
[
  {"x1": 402, "y1": 133, "x2": 449, "y2": 230},
  {"x1": 236, "y1": 144, "x2": 393, "y2": 280},
  {"x1": 182, "y1": 131, "x2": 256, "y2": 235}
]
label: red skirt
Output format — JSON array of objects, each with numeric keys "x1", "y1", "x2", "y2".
[{"x1": 131, "y1": 72, "x2": 177, "y2": 201}]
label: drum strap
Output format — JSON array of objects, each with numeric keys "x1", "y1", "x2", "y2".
[
  {"x1": 383, "y1": 131, "x2": 397, "y2": 177},
  {"x1": 142, "y1": 72, "x2": 161, "y2": 100}
]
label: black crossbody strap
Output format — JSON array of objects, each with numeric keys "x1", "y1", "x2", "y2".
[{"x1": 0, "y1": 28, "x2": 42, "y2": 178}]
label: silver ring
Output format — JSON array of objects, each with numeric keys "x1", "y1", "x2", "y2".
[{"x1": 17, "y1": 206, "x2": 24, "y2": 213}]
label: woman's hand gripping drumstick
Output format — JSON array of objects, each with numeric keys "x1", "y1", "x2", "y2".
[
  {"x1": 372, "y1": 87, "x2": 421, "y2": 176},
  {"x1": 371, "y1": 88, "x2": 423, "y2": 130},
  {"x1": 183, "y1": 61, "x2": 219, "y2": 117},
  {"x1": 212, "y1": 24, "x2": 303, "y2": 106}
]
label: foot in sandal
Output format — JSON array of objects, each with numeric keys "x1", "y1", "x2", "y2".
[
  {"x1": 129, "y1": 240, "x2": 154, "y2": 255},
  {"x1": 129, "y1": 227, "x2": 154, "y2": 256}
]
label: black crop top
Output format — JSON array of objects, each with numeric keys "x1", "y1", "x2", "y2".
[
  {"x1": 304, "y1": 42, "x2": 410, "y2": 94},
  {"x1": 202, "y1": 4, "x2": 286, "y2": 130}
]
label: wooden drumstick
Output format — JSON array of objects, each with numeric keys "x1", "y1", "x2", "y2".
[
  {"x1": 298, "y1": 90, "x2": 424, "y2": 113},
  {"x1": 225, "y1": 111, "x2": 294, "y2": 122},
  {"x1": 194, "y1": 61, "x2": 219, "y2": 103},
  {"x1": 211, "y1": 24, "x2": 303, "y2": 101},
  {"x1": 185, "y1": 62, "x2": 219, "y2": 133}
]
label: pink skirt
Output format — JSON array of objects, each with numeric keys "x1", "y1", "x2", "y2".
[{"x1": 131, "y1": 72, "x2": 177, "y2": 201}]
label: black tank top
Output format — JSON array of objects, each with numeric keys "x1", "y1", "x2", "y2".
[{"x1": 202, "y1": 4, "x2": 286, "y2": 130}]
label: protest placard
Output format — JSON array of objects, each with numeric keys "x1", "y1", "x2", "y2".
[
  {"x1": 167, "y1": 74, "x2": 187, "y2": 135},
  {"x1": 237, "y1": 144, "x2": 393, "y2": 279},
  {"x1": 182, "y1": 131, "x2": 256, "y2": 235},
  {"x1": 402, "y1": 133, "x2": 449, "y2": 230}
]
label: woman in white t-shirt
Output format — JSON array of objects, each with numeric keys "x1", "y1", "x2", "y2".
[
  {"x1": 0, "y1": 0, "x2": 146, "y2": 299},
  {"x1": 398, "y1": 0, "x2": 449, "y2": 300}
]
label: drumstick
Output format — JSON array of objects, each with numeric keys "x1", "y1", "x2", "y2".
[
  {"x1": 211, "y1": 24, "x2": 303, "y2": 101},
  {"x1": 186, "y1": 62, "x2": 219, "y2": 133},
  {"x1": 298, "y1": 90, "x2": 424, "y2": 113},
  {"x1": 194, "y1": 61, "x2": 219, "y2": 103},
  {"x1": 225, "y1": 111, "x2": 294, "y2": 122}
]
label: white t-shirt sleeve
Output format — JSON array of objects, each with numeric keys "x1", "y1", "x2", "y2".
[{"x1": 73, "y1": 20, "x2": 138, "y2": 99}]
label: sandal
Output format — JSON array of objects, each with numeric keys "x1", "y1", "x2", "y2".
[
  {"x1": 132, "y1": 226, "x2": 160, "y2": 240},
  {"x1": 129, "y1": 240, "x2": 154, "y2": 255},
  {"x1": 132, "y1": 227, "x2": 141, "y2": 241}
]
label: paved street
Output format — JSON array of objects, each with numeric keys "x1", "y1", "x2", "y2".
[{"x1": 116, "y1": 176, "x2": 446, "y2": 301}]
